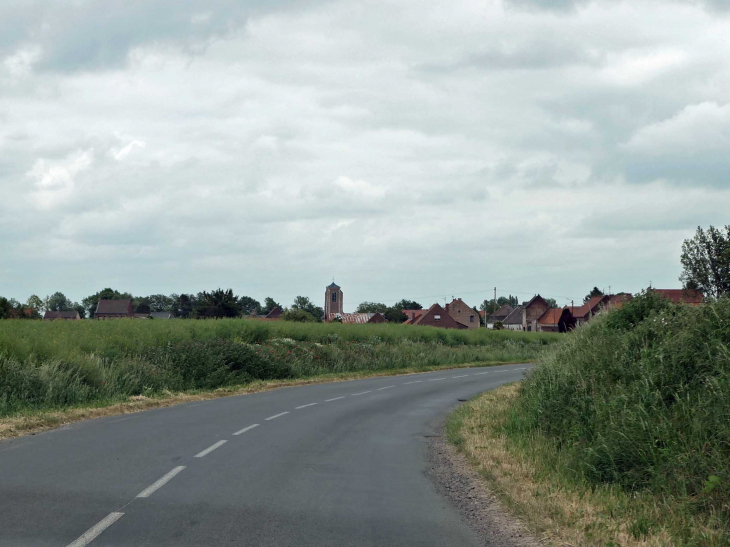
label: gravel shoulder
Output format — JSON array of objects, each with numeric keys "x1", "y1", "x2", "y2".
[{"x1": 426, "y1": 420, "x2": 543, "y2": 547}]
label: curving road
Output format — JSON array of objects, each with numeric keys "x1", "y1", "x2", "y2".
[{"x1": 0, "y1": 364, "x2": 532, "y2": 547}]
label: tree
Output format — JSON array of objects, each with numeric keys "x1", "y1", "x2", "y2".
[
  {"x1": 384, "y1": 307, "x2": 407, "y2": 323},
  {"x1": 197, "y1": 289, "x2": 240, "y2": 318},
  {"x1": 238, "y1": 296, "x2": 262, "y2": 316},
  {"x1": 0, "y1": 297, "x2": 11, "y2": 319},
  {"x1": 262, "y1": 297, "x2": 281, "y2": 315},
  {"x1": 680, "y1": 225, "x2": 730, "y2": 300},
  {"x1": 45, "y1": 292, "x2": 74, "y2": 312},
  {"x1": 545, "y1": 298, "x2": 558, "y2": 309},
  {"x1": 147, "y1": 294, "x2": 174, "y2": 312},
  {"x1": 583, "y1": 287, "x2": 604, "y2": 304},
  {"x1": 356, "y1": 302, "x2": 388, "y2": 313},
  {"x1": 73, "y1": 303, "x2": 87, "y2": 319},
  {"x1": 26, "y1": 295, "x2": 44, "y2": 312},
  {"x1": 280, "y1": 308, "x2": 316, "y2": 322},
  {"x1": 291, "y1": 296, "x2": 323, "y2": 322},
  {"x1": 394, "y1": 299, "x2": 422, "y2": 310},
  {"x1": 472, "y1": 306, "x2": 484, "y2": 326},
  {"x1": 172, "y1": 293, "x2": 195, "y2": 318},
  {"x1": 83, "y1": 288, "x2": 133, "y2": 318}
]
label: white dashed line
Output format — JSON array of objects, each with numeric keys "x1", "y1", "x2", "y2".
[
  {"x1": 474, "y1": 372, "x2": 489, "y2": 375},
  {"x1": 136, "y1": 466, "x2": 186, "y2": 498},
  {"x1": 295, "y1": 403, "x2": 318, "y2": 409},
  {"x1": 351, "y1": 391, "x2": 371, "y2": 396},
  {"x1": 194, "y1": 440, "x2": 227, "y2": 458},
  {"x1": 66, "y1": 512, "x2": 124, "y2": 547},
  {"x1": 452, "y1": 375, "x2": 469, "y2": 378},
  {"x1": 325, "y1": 397, "x2": 345, "y2": 402},
  {"x1": 428, "y1": 378, "x2": 447, "y2": 382},
  {"x1": 233, "y1": 424, "x2": 259, "y2": 436},
  {"x1": 403, "y1": 381, "x2": 422, "y2": 384},
  {"x1": 265, "y1": 412, "x2": 289, "y2": 421},
  {"x1": 377, "y1": 385, "x2": 395, "y2": 391}
]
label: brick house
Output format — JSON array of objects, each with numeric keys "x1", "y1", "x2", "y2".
[
  {"x1": 501, "y1": 306, "x2": 524, "y2": 330},
  {"x1": 95, "y1": 299, "x2": 134, "y2": 319},
  {"x1": 567, "y1": 295, "x2": 610, "y2": 326},
  {"x1": 406, "y1": 303, "x2": 466, "y2": 329},
  {"x1": 447, "y1": 298, "x2": 479, "y2": 329},
  {"x1": 43, "y1": 310, "x2": 80, "y2": 321},
  {"x1": 523, "y1": 295, "x2": 549, "y2": 332},
  {"x1": 536, "y1": 308, "x2": 563, "y2": 332},
  {"x1": 402, "y1": 309, "x2": 426, "y2": 323}
]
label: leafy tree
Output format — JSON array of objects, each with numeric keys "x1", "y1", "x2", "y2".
[
  {"x1": 583, "y1": 287, "x2": 604, "y2": 304},
  {"x1": 73, "y1": 303, "x2": 87, "y2": 319},
  {"x1": 280, "y1": 308, "x2": 316, "y2": 322},
  {"x1": 545, "y1": 298, "x2": 558, "y2": 308},
  {"x1": 356, "y1": 302, "x2": 388, "y2": 313},
  {"x1": 473, "y1": 306, "x2": 484, "y2": 326},
  {"x1": 680, "y1": 225, "x2": 730, "y2": 299},
  {"x1": 83, "y1": 288, "x2": 133, "y2": 318},
  {"x1": 239, "y1": 296, "x2": 262, "y2": 316},
  {"x1": 0, "y1": 297, "x2": 12, "y2": 319},
  {"x1": 26, "y1": 295, "x2": 44, "y2": 312},
  {"x1": 172, "y1": 293, "x2": 195, "y2": 318},
  {"x1": 197, "y1": 289, "x2": 240, "y2": 318},
  {"x1": 45, "y1": 292, "x2": 74, "y2": 312},
  {"x1": 262, "y1": 297, "x2": 281, "y2": 315},
  {"x1": 384, "y1": 307, "x2": 407, "y2": 323},
  {"x1": 394, "y1": 299, "x2": 422, "y2": 310},
  {"x1": 291, "y1": 296, "x2": 323, "y2": 322},
  {"x1": 147, "y1": 294, "x2": 174, "y2": 312}
]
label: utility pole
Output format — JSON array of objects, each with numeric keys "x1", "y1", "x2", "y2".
[{"x1": 494, "y1": 287, "x2": 497, "y2": 308}]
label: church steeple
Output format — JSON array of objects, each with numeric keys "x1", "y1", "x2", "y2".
[{"x1": 325, "y1": 280, "x2": 343, "y2": 317}]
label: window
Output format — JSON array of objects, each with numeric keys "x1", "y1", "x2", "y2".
[
  {"x1": 332, "y1": 293, "x2": 337, "y2": 302},
  {"x1": 470, "y1": 315, "x2": 474, "y2": 322},
  {"x1": 434, "y1": 314, "x2": 441, "y2": 321}
]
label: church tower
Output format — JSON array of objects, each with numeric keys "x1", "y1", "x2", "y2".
[{"x1": 325, "y1": 281, "x2": 343, "y2": 317}]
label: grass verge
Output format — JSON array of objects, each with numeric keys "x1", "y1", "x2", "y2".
[
  {"x1": 1, "y1": 360, "x2": 517, "y2": 442},
  {"x1": 448, "y1": 383, "x2": 723, "y2": 547}
]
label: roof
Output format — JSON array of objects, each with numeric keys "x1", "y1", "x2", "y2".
[
  {"x1": 150, "y1": 312, "x2": 172, "y2": 319},
  {"x1": 488, "y1": 304, "x2": 513, "y2": 321},
  {"x1": 327, "y1": 282, "x2": 340, "y2": 289},
  {"x1": 571, "y1": 296, "x2": 607, "y2": 318},
  {"x1": 43, "y1": 310, "x2": 80, "y2": 320},
  {"x1": 265, "y1": 306, "x2": 283, "y2": 319},
  {"x1": 538, "y1": 308, "x2": 563, "y2": 325},
  {"x1": 523, "y1": 295, "x2": 548, "y2": 309},
  {"x1": 653, "y1": 289, "x2": 704, "y2": 305},
  {"x1": 95, "y1": 299, "x2": 133, "y2": 315},
  {"x1": 502, "y1": 306, "x2": 524, "y2": 325},
  {"x1": 327, "y1": 312, "x2": 382, "y2": 324}
]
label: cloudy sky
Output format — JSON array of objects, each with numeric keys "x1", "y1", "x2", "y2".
[{"x1": 1, "y1": 0, "x2": 729, "y2": 310}]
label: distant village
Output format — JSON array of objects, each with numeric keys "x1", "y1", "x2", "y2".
[{"x1": 11, "y1": 280, "x2": 704, "y2": 333}]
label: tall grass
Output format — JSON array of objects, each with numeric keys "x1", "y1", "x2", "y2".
[
  {"x1": 0, "y1": 319, "x2": 557, "y2": 417},
  {"x1": 506, "y1": 292, "x2": 730, "y2": 544}
]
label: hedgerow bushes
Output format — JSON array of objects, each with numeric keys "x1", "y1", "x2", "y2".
[
  {"x1": 507, "y1": 292, "x2": 730, "y2": 543},
  {"x1": 0, "y1": 320, "x2": 558, "y2": 417}
]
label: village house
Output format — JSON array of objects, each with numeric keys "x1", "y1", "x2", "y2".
[
  {"x1": 327, "y1": 312, "x2": 387, "y2": 324},
  {"x1": 500, "y1": 295, "x2": 550, "y2": 331},
  {"x1": 446, "y1": 298, "x2": 479, "y2": 329},
  {"x1": 653, "y1": 288, "x2": 704, "y2": 305},
  {"x1": 43, "y1": 310, "x2": 80, "y2": 321},
  {"x1": 485, "y1": 304, "x2": 513, "y2": 329},
  {"x1": 536, "y1": 308, "x2": 563, "y2": 332},
  {"x1": 501, "y1": 306, "x2": 524, "y2": 331},
  {"x1": 404, "y1": 303, "x2": 466, "y2": 329},
  {"x1": 95, "y1": 299, "x2": 134, "y2": 319},
  {"x1": 569, "y1": 295, "x2": 610, "y2": 326}
]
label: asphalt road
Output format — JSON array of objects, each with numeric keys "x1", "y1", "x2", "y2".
[{"x1": 0, "y1": 364, "x2": 532, "y2": 547}]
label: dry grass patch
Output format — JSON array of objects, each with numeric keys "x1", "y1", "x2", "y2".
[
  {"x1": 0, "y1": 361, "x2": 512, "y2": 441},
  {"x1": 448, "y1": 384, "x2": 685, "y2": 547}
]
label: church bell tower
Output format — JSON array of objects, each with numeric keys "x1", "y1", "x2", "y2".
[{"x1": 325, "y1": 281, "x2": 343, "y2": 317}]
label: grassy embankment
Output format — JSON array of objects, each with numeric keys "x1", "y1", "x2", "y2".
[
  {"x1": 449, "y1": 292, "x2": 730, "y2": 546},
  {"x1": 0, "y1": 319, "x2": 558, "y2": 438}
]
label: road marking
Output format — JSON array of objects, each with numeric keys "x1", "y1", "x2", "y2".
[
  {"x1": 351, "y1": 391, "x2": 371, "y2": 396},
  {"x1": 377, "y1": 385, "x2": 395, "y2": 391},
  {"x1": 109, "y1": 415, "x2": 138, "y2": 423},
  {"x1": 428, "y1": 378, "x2": 447, "y2": 382},
  {"x1": 325, "y1": 396, "x2": 345, "y2": 402},
  {"x1": 136, "y1": 466, "x2": 186, "y2": 498},
  {"x1": 66, "y1": 512, "x2": 124, "y2": 547},
  {"x1": 233, "y1": 424, "x2": 259, "y2": 436},
  {"x1": 403, "y1": 380, "x2": 422, "y2": 384},
  {"x1": 295, "y1": 403, "x2": 318, "y2": 409},
  {"x1": 474, "y1": 372, "x2": 489, "y2": 375},
  {"x1": 452, "y1": 375, "x2": 469, "y2": 378},
  {"x1": 194, "y1": 440, "x2": 227, "y2": 458},
  {"x1": 265, "y1": 412, "x2": 289, "y2": 421}
]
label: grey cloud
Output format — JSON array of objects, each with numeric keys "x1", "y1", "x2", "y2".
[{"x1": 0, "y1": 0, "x2": 312, "y2": 72}]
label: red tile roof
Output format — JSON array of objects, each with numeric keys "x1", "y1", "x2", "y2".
[
  {"x1": 653, "y1": 289, "x2": 703, "y2": 305},
  {"x1": 326, "y1": 312, "x2": 385, "y2": 324},
  {"x1": 538, "y1": 308, "x2": 563, "y2": 325}
]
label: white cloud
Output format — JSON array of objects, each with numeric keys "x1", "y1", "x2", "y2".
[
  {"x1": 113, "y1": 139, "x2": 147, "y2": 160},
  {"x1": 27, "y1": 150, "x2": 93, "y2": 209}
]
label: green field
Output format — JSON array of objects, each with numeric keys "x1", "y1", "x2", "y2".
[{"x1": 0, "y1": 319, "x2": 558, "y2": 418}]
